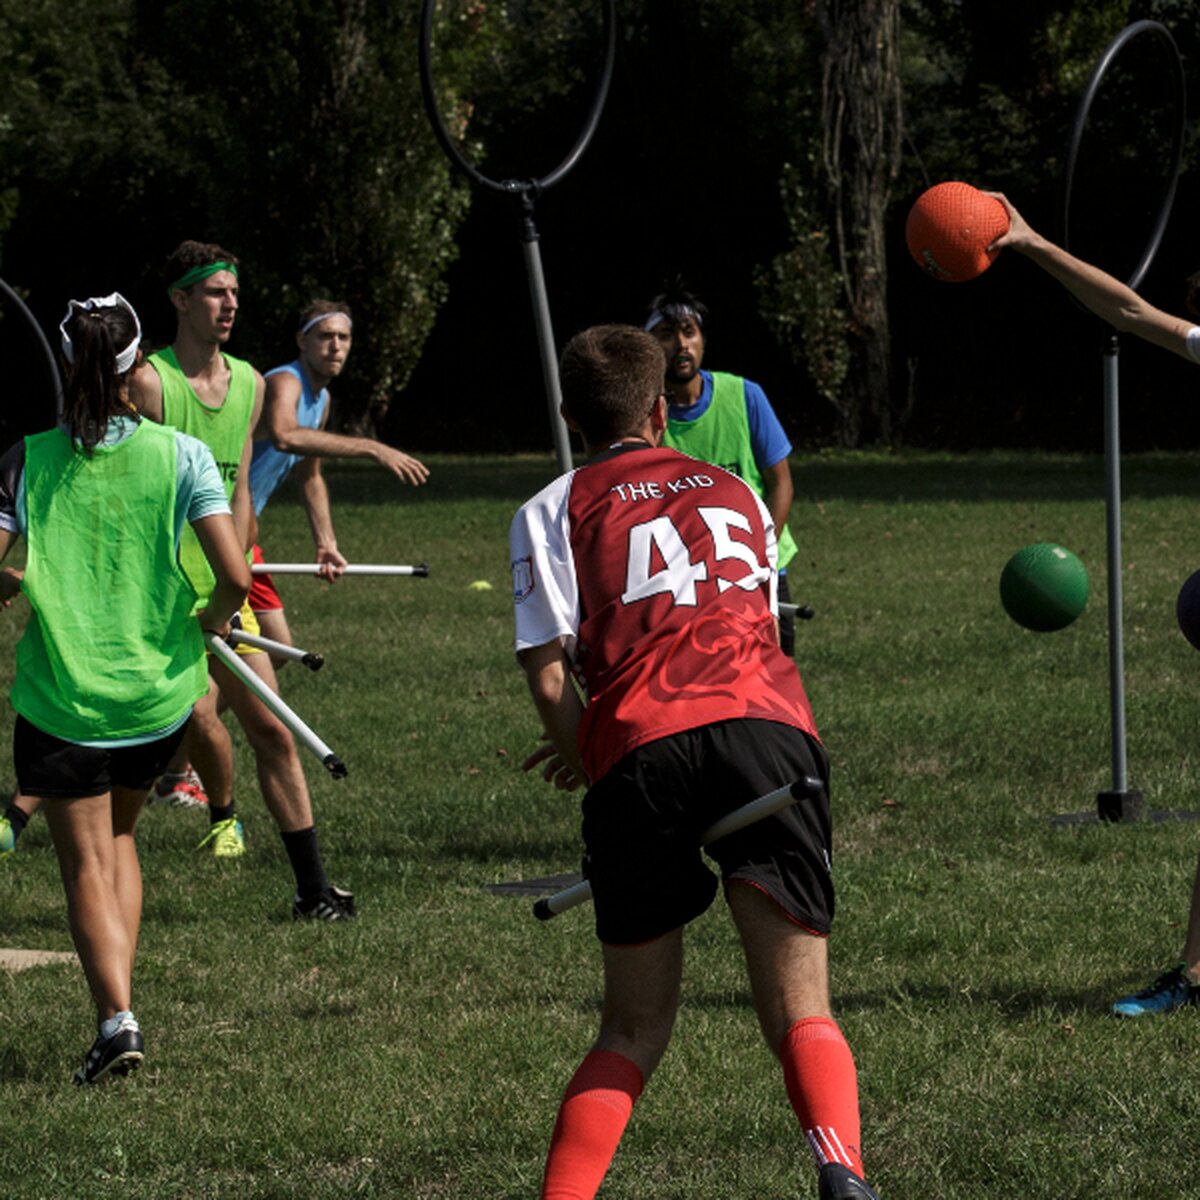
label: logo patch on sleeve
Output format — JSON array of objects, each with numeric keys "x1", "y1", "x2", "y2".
[{"x1": 512, "y1": 555, "x2": 535, "y2": 603}]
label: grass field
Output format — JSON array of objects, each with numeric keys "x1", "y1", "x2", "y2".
[{"x1": 1, "y1": 450, "x2": 1199, "y2": 1198}]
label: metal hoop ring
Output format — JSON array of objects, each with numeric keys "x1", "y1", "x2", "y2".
[
  {"x1": 418, "y1": 0, "x2": 616, "y2": 198},
  {"x1": 0, "y1": 278, "x2": 63, "y2": 419},
  {"x1": 1062, "y1": 20, "x2": 1186, "y2": 291}
]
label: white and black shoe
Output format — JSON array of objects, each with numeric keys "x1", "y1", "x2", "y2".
[
  {"x1": 818, "y1": 1163, "x2": 880, "y2": 1200},
  {"x1": 74, "y1": 1018, "x2": 144, "y2": 1086},
  {"x1": 292, "y1": 885, "x2": 356, "y2": 921}
]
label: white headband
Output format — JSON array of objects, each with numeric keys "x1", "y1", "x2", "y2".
[
  {"x1": 644, "y1": 304, "x2": 703, "y2": 333},
  {"x1": 59, "y1": 292, "x2": 142, "y2": 375},
  {"x1": 299, "y1": 311, "x2": 352, "y2": 337}
]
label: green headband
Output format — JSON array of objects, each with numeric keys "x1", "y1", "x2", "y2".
[{"x1": 166, "y1": 260, "x2": 238, "y2": 295}]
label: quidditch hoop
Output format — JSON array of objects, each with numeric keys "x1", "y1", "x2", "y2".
[
  {"x1": 0, "y1": 277, "x2": 63, "y2": 419},
  {"x1": 418, "y1": 0, "x2": 616, "y2": 196},
  {"x1": 1062, "y1": 20, "x2": 1185, "y2": 291}
]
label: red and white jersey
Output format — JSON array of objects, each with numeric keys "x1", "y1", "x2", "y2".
[{"x1": 510, "y1": 443, "x2": 818, "y2": 785}]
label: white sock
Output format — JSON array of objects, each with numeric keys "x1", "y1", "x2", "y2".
[{"x1": 100, "y1": 1010, "x2": 137, "y2": 1040}]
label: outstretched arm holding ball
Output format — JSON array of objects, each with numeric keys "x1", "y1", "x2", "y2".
[
  {"x1": 985, "y1": 193, "x2": 1200, "y2": 1018},
  {"x1": 986, "y1": 192, "x2": 1199, "y2": 362}
]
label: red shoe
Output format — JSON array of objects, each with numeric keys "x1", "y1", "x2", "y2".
[{"x1": 150, "y1": 767, "x2": 208, "y2": 808}]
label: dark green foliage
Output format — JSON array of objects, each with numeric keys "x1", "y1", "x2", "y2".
[
  {"x1": 0, "y1": 0, "x2": 472, "y2": 437},
  {"x1": 4, "y1": 3, "x2": 1200, "y2": 449}
]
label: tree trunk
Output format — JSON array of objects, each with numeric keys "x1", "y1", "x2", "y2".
[{"x1": 817, "y1": 0, "x2": 903, "y2": 444}]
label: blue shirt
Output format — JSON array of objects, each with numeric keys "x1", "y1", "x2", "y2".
[
  {"x1": 250, "y1": 361, "x2": 329, "y2": 515},
  {"x1": 665, "y1": 370, "x2": 792, "y2": 470}
]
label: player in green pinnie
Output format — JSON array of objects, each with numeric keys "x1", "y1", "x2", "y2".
[{"x1": 0, "y1": 293, "x2": 249, "y2": 1083}]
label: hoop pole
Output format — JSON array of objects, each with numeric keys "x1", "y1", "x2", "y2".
[
  {"x1": 1062, "y1": 20, "x2": 1181, "y2": 823},
  {"x1": 521, "y1": 202, "x2": 574, "y2": 473},
  {"x1": 418, "y1": 0, "x2": 614, "y2": 474},
  {"x1": 1102, "y1": 339, "x2": 1130, "y2": 793},
  {"x1": 0, "y1": 277, "x2": 63, "y2": 421}
]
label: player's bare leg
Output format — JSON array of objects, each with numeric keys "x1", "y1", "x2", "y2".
[
  {"x1": 44, "y1": 791, "x2": 135, "y2": 1019},
  {"x1": 208, "y1": 652, "x2": 313, "y2": 832},
  {"x1": 540, "y1": 931, "x2": 681, "y2": 1198},
  {"x1": 728, "y1": 882, "x2": 832, "y2": 1042},
  {"x1": 729, "y1": 883, "x2": 872, "y2": 1193},
  {"x1": 186, "y1": 680, "x2": 234, "y2": 810},
  {"x1": 594, "y1": 929, "x2": 683, "y2": 1078},
  {"x1": 254, "y1": 608, "x2": 296, "y2": 671}
]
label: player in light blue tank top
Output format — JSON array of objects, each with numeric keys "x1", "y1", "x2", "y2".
[
  {"x1": 251, "y1": 361, "x2": 328, "y2": 516},
  {"x1": 249, "y1": 301, "x2": 430, "y2": 656},
  {"x1": 127, "y1": 244, "x2": 356, "y2": 921}
]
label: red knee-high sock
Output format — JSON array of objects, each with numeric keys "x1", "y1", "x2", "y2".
[
  {"x1": 780, "y1": 1016, "x2": 864, "y2": 1178},
  {"x1": 541, "y1": 1049, "x2": 645, "y2": 1200}
]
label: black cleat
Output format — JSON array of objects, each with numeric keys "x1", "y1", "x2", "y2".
[
  {"x1": 819, "y1": 1162, "x2": 880, "y2": 1200},
  {"x1": 292, "y1": 885, "x2": 356, "y2": 921},
  {"x1": 74, "y1": 1021, "x2": 144, "y2": 1086}
]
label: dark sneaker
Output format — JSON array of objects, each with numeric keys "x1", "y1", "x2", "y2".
[
  {"x1": 819, "y1": 1163, "x2": 880, "y2": 1200},
  {"x1": 292, "y1": 885, "x2": 356, "y2": 921},
  {"x1": 1112, "y1": 963, "x2": 1200, "y2": 1017},
  {"x1": 74, "y1": 1020, "x2": 144, "y2": 1086}
]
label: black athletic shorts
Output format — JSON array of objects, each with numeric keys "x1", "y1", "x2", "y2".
[
  {"x1": 778, "y1": 571, "x2": 796, "y2": 658},
  {"x1": 13, "y1": 714, "x2": 190, "y2": 799},
  {"x1": 580, "y1": 718, "x2": 834, "y2": 946}
]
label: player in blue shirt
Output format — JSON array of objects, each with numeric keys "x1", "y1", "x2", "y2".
[
  {"x1": 249, "y1": 300, "x2": 428, "y2": 655},
  {"x1": 645, "y1": 283, "x2": 801, "y2": 653}
]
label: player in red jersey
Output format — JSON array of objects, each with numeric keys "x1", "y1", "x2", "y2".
[{"x1": 510, "y1": 325, "x2": 879, "y2": 1200}]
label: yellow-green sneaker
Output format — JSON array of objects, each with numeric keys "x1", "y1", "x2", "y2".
[
  {"x1": 0, "y1": 816, "x2": 14, "y2": 860},
  {"x1": 198, "y1": 817, "x2": 245, "y2": 858}
]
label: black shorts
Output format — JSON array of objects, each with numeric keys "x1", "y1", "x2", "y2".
[
  {"x1": 581, "y1": 718, "x2": 834, "y2": 945},
  {"x1": 13, "y1": 715, "x2": 190, "y2": 799},
  {"x1": 778, "y1": 571, "x2": 795, "y2": 658}
]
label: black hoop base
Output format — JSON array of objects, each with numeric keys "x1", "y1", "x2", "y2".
[{"x1": 1097, "y1": 788, "x2": 1142, "y2": 823}]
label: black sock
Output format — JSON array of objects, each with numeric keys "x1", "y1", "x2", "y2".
[
  {"x1": 4, "y1": 805, "x2": 29, "y2": 841},
  {"x1": 209, "y1": 803, "x2": 235, "y2": 825},
  {"x1": 281, "y1": 827, "x2": 329, "y2": 899}
]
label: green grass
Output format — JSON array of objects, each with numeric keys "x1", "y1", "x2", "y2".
[{"x1": 2, "y1": 449, "x2": 1200, "y2": 1197}]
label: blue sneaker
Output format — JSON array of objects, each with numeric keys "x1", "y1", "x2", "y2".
[{"x1": 1112, "y1": 963, "x2": 1200, "y2": 1017}]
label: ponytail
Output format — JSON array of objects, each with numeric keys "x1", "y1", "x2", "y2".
[{"x1": 58, "y1": 293, "x2": 142, "y2": 453}]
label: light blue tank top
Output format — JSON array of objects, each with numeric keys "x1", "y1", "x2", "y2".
[{"x1": 250, "y1": 361, "x2": 328, "y2": 515}]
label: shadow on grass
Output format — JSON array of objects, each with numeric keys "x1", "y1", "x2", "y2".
[
  {"x1": 678, "y1": 979, "x2": 1148, "y2": 1022},
  {"x1": 434, "y1": 829, "x2": 580, "y2": 865},
  {"x1": 828, "y1": 980, "x2": 1146, "y2": 1020}
]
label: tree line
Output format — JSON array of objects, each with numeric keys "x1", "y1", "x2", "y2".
[{"x1": 1, "y1": 1, "x2": 1198, "y2": 453}]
